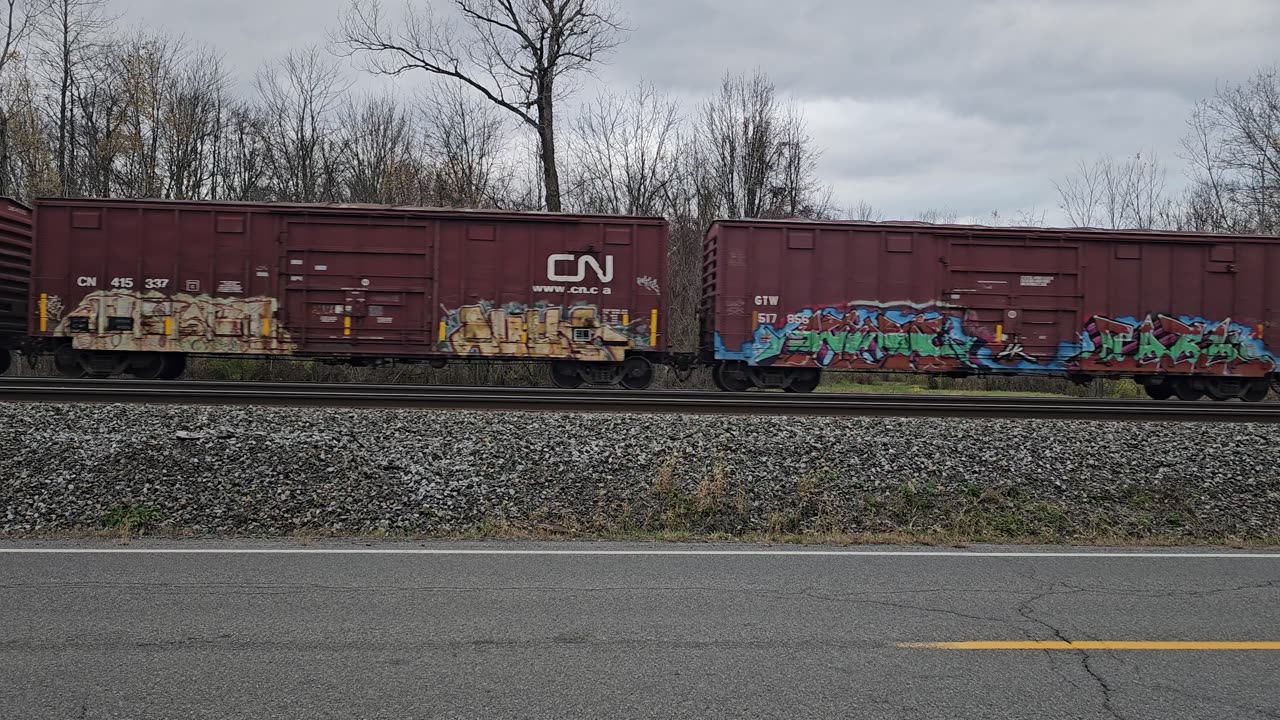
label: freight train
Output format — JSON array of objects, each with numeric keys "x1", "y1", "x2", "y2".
[{"x1": 1, "y1": 196, "x2": 1278, "y2": 401}]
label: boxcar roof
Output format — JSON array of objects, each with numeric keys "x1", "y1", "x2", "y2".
[
  {"x1": 709, "y1": 217, "x2": 1280, "y2": 243},
  {"x1": 32, "y1": 196, "x2": 667, "y2": 224}
]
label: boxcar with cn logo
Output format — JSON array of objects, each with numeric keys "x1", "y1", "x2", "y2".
[{"x1": 28, "y1": 198, "x2": 669, "y2": 389}]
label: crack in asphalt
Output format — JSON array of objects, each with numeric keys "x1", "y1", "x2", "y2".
[
  {"x1": 1013, "y1": 568, "x2": 1124, "y2": 720},
  {"x1": 1032, "y1": 579, "x2": 1278, "y2": 599}
]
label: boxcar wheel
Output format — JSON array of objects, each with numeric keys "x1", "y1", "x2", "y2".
[
  {"x1": 712, "y1": 362, "x2": 752, "y2": 392},
  {"x1": 1243, "y1": 380, "x2": 1270, "y2": 403},
  {"x1": 619, "y1": 357, "x2": 655, "y2": 390},
  {"x1": 128, "y1": 354, "x2": 167, "y2": 380},
  {"x1": 550, "y1": 360, "x2": 583, "y2": 389},
  {"x1": 0, "y1": 349, "x2": 9, "y2": 375},
  {"x1": 783, "y1": 369, "x2": 821, "y2": 394},
  {"x1": 157, "y1": 354, "x2": 187, "y2": 381},
  {"x1": 1172, "y1": 380, "x2": 1203, "y2": 401},
  {"x1": 1143, "y1": 382, "x2": 1173, "y2": 400},
  {"x1": 1205, "y1": 383, "x2": 1234, "y2": 401},
  {"x1": 53, "y1": 345, "x2": 85, "y2": 378}
]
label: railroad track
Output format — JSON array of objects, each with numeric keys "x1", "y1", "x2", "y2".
[{"x1": 0, "y1": 377, "x2": 1277, "y2": 422}]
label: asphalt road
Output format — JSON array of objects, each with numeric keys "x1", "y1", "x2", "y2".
[{"x1": 2, "y1": 540, "x2": 1279, "y2": 720}]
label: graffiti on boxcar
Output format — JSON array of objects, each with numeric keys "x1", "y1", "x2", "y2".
[
  {"x1": 43, "y1": 294, "x2": 64, "y2": 323},
  {"x1": 441, "y1": 300, "x2": 651, "y2": 361},
  {"x1": 717, "y1": 301, "x2": 1047, "y2": 372},
  {"x1": 1071, "y1": 314, "x2": 1276, "y2": 375},
  {"x1": 53, "y1": 289, "x2": 295, "y2": 354}
]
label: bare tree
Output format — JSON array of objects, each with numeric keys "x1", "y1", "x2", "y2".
[
  {"x1": 915, "y1": 208, "x2": 959, "y2": 224},
  {"x1": 160, "y1": 47, "x2": 228, "y2": 199},
  {"x1": 698, "y1": 70, "x2": 831, "y2": 219},
  {"x1": 1180, "y1": 66, "x2": 1280, "y2": 234},
  {"x1": 255, "y1": 46, "x2": 349, "y2": 203},
  {"x1": 214, "y1": 101, "x2": 269, "y2": 201},
  {"x1": 845, "y1": 200, "x2": 883, "y2": 221},
  {"x1": 334, "y1": 0, "x2": 627, "y2": 212},
  {"x1": 0, "y1": 50, "x2": 56, "y2": 197},
  {"x1": 0, "y1": 0, "x2": 44, "y2": 80},
  {"x1": 0, "y1": 0, "x2": 48, "y2": 195},
  {"x1": 1053, "y1": 151, "x2": 1172, "y2": 229},
  {"x1": 565, "y1": 82, "x2": 681, "y2": 215},
  {"x1": 771, "y1": 103, "x2": 833, "y2": 218},
  {"x1": 340, "y1": 93, "x2": 422, "y2": 204},
  {"x1": 1007, "y1": 207, "x2": 1048, "y2": 227},
  {"x1": 69, "y1": 36, "x2": 125, "y2": 196},
  {"x1": 35, "y1": 0, "x2": 113, "y2": 195},
  {"x1": 1052, "y1": 158, "x2": 1105, "y2": 226},
  {"x1": 656, "y1": 138, "x2": 717, "y2": 350},
  {"x1": 112, "y1": 31, "x2": 187, "y2": 198},
  {"x1": 700, "y1": 70, "x2": 771, "y2": 218},
  {"x1": 420, "y1": 81, "x2": 510, "y2": 208}
]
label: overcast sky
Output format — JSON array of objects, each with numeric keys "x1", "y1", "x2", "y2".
[{"x1": 114, "y1": 0, "x2": 1279, "y2": 224}]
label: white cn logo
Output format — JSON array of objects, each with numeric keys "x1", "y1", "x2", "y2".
[{"x1": 547, "y1": 254, "x2": 614, "y2": 283}]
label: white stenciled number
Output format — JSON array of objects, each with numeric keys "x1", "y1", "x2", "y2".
[
  {"x1": 757, "y1": 313, "x2": 778, "y2": 324},
  {"x1": 144, "y1": 278, "x2": 170, "y2": 289},
  {"x1": 110, "y1": 277, "x2": 134, "y2": 289}
]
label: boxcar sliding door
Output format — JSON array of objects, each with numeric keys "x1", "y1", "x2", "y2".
[
  {"x1": 281, "y1": 219, "x2": 434, "y2": 356},
  {"x1": 944, "y1": 234, "x2": 1082, "y2": 369}
]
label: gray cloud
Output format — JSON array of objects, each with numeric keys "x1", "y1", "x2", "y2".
[{"x1": 113, "y1": 0, "x2": 1280, "y2": 222}]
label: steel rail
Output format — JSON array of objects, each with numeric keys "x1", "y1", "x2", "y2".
[{"x1": 0, "y1": 377, "x2": 1277, "y2": 422}]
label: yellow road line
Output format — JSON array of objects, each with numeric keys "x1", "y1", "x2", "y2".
[{"x1": 900, "y1": 641, "x2": 1280, "y2": 651}]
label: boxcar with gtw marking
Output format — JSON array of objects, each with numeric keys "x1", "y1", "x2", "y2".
[
  {"x1": 702, "y1": 218, "x2": 1280, "y2": 401},
  {"x1": 27, "y1": 198, "x2": 670, "y2": 389}
]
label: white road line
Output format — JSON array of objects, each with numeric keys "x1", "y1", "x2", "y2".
[{"x1": 0, "y1": 548, "x2": 1277, "y2": 558}]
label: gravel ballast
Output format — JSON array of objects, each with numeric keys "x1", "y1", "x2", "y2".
[{"x1": 2, "y1": 402, "x2": 1279, "y2": 539}]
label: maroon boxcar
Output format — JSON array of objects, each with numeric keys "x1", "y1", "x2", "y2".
[
  {"x1": 0, "y1": 198, "x2": 32, "y2": 374},
  {"x1": 703, "y1": 218, "x2": 1280, "y2": 401},
  {"x1": 29, "y1": 198, "x2": 670, "y2": 388}
]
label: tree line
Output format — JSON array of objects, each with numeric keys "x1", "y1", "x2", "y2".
[
  {"x1": 4, "y1": 1, "x2": 1272, "y2": 230},
  {"x1": 0, "y1": 0, "x2": 844, "y2": 347},
  {"x1": 0, "y1": 0, "x2": 834, "y2": 218},
  {"x1": 1054, "y1": 66, "x2": 1280, "y2": 236}
]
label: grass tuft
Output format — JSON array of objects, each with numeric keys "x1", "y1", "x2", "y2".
[{"x1": 100, "y1": 505, "x2": 161, "y2": 535}]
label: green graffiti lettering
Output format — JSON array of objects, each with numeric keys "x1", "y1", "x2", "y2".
[
  {"x1": 1202, "y1": 334, "x2": 1241, "y2": 363},
  {"x1": 1077, "y1": 314, "x2": 1277, "y2": 374},
  {"x1": 1098, "y1": 332, "x2": 1129, "y2": 362},
  {"x1": 756, "y1": 330, "x2": 788, "y2": 361},
  {"x1": 1166, "y1": 333, "x2": 1203, "y2": 362},
  {"x1": 848, "y1": 331, "x2": 874, "y2": 355},
  {"x1": 1136, "y1": 331, "x2": 1170, "y2": 363},
  {"x1": 907, "y1": 332, "x2": 938, "y2": 356},
  {"x1": 784, "y1": 331, "x2": 819, "y2": 354},
  {"x1": 736, "y1": 305, "x2": 1007, "y2": 370},
  {"x1": 879, "y1": 332, "x2": 910, "y2": 356}
]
